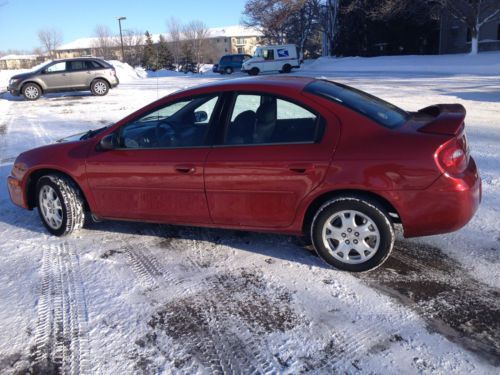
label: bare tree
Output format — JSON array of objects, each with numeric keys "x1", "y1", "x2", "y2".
[
  {"x1": 166, "y1": 17, "x2": 183, "y2": 68},
  {"x1": 286, "y1": 0, "x2": 321, "y2": 56},
  {"x1": 243, "y1": 0, "x2": 302, "y2": 44},
  {"x1": 438, "y1": 0, "x2": 500, "y2": 54},
  {"x1": 37, "y1": 28, "x2": 62, "y2": 58},
  {"x1": 93, "y1": 25, "x2": 116, "y2": 59},
  {"x1": 122, "y1": 28, "x2": 145, "y2": 66},
  {"x1": 183, "y1": 20, "x2": 210, "y2": 71}
]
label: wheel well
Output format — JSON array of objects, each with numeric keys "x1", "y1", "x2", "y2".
[
  {"x1": 26, "y1": 169, "x2": 90, "y2": 211},
  {"x1": 302, "y1": 189, "x2": 401, "y2": 234},
  {"x1": 21, "y1": 81, "x2": 43, "y2": 93}
]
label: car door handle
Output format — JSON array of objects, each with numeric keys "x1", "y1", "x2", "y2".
[
  {"x1": 175, "y1": 165, "x2": 196, "y2": 174},
  {"x1": 288, "y1": 163, "x2": 315, "y2": 173}
]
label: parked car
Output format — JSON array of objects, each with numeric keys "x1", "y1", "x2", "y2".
[
  {"x1": 7, "y1": 57, "x2": 119, "y2": 100},
  {"x1": 242, "y1": 44, "x2": 301, "y2": 75},
  {"x1": 213, "y1": 54, "x2": 252, "y2": 74},
  {"x1": 7, "y1": 77, "x2": 480, "y2": 272}
]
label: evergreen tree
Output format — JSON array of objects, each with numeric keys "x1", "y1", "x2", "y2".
[
  {"x1": 141, "y1": 31, "x2": 157, "y2": 70},
  {"x1": 180, "y1": 41, "x2": 196, "y2": 73},
  {"x1": 157, "y1": 34, "x2": 175, "y2": 70}
]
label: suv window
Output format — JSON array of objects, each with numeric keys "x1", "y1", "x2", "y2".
[
  {"x1": 304, "y1": 80, "x2": 408, "y2": 128},
  {"x1": 86, "y1": 60, "x2": 103, "y2": 69},
  {"x1": 225, "y1": 94, "x2": 320, "y2": 145},
  {"x1": 45, "y1": 61, "x2": 67, "y2": 73},
  {"x1": 120, "y1": 95, "x2": 219, "y2": 149},
  {"x1": 220, "y1": 56, "x2": 230, "y2": 63},
  {"x1": 68, "y1": 60, "x2": 87, "y2": 71}
]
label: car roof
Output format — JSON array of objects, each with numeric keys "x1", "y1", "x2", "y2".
[
  {"x1": 52, "y1": 57, "x2": 105, "y2": 62},
  {"x1": 179, "y1": 76, "x2": 316, "y2": 96}
]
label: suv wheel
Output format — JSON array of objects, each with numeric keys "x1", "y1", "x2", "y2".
[
  {"x1": 91, "y1": 79, "x2": 109, "y2": 96},
  {"x1": 22, "y1": 83, "x2": 42, "y2": 100},
  {"x1": 311, "y1": 197, "x2": 394, "y2": 272},
  {"x1": 224, "y1": 67, "x2": 233, "y2": 74},
  {"x1": 36, "y1": 174, "x2": 86, "y2": 236}
]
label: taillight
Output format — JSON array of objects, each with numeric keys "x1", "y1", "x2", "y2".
[{"x1": 434, "y1": 132, "x2": 469, "y2": 176}]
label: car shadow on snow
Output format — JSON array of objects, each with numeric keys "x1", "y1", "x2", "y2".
[{"x1": 0, "y1": 91, "x2": 94, "y2": 102}]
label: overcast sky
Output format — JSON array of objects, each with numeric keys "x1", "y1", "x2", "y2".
[{"x1": 0, "y1": 0, "x2": 248, "y2": 51}]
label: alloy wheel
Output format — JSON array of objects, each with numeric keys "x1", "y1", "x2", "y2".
[
  {"x1": 321, "y1": 210, "x2": 380, "y2": 264},
  {"x1": 39, "y1": 185, "x2": 63, "y2": 230}
]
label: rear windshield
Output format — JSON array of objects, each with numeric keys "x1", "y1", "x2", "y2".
[{"x1": 304, "y1": 80, "x2": 408, "y2": 128}]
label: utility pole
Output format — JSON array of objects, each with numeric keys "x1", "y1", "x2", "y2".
[
  {"x1": 117, "y1": 16, "x2": 127, "y2": 61},
  {"x1": 322, "y1": 0, "x2": 339, "y2": 56}
]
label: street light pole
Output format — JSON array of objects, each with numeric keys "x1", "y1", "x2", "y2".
[{"x1": 116, "y1": 16, "x2": 127, "y2": 62}]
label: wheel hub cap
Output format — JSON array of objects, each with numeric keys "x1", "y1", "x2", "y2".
[
  {"x1": 39, "y1": 185, "x2": 63, "y2": 230},
  {"x1": 322, "y1": 210, "x2": 380, "y2": 264}
]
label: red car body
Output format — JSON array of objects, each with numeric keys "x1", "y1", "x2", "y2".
[{"x1": 8, "y1": 77, "x2": 481, "y2": 239}]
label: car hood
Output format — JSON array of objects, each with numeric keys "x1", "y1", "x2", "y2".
[{"x1": 10, "y1": 72, "x2": 35, "y2": 81}]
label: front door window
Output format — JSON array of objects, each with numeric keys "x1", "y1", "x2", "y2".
[{"x1": 119, "y1": 95, "x2": 219, "y2": 149}]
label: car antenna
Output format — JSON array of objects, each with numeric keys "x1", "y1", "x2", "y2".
[{"x1": 156, "y1": 47, "x2": 159, "y2": 99}]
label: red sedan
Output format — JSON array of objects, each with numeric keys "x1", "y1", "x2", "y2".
[{"x1": 7, "y1": 77, "x2": 481, "y2": 271}]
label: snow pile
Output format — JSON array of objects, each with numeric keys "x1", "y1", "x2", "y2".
[
  {"x1": 107, "y1": 60, "x2": 147, "y2": 82},
  {"x1": 307, "y1": 51, "x2": 500, "y2": 75}
]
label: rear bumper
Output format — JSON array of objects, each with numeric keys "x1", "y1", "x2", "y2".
[{"x1": 396, "y1": 158, "x2": 481, "y2": 237}]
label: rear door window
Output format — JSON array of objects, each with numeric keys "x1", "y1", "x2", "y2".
[
  {"x1": 68, "y1": 60, "x2": 86, "y2": 71},
  {"x1": 225, "y1": 94, "x2": 320, "y2": 145}
]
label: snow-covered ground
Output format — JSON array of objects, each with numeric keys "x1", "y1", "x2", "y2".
[{"x1": 0, "y1": 53, "x2": 499, "y2": 374}]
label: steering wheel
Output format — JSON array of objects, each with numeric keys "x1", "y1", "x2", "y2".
[{"x1": 155, "y1": 122, "x2": 177, "y2": 147}]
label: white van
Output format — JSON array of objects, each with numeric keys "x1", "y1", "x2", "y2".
[{"x1": 241, "y1": 44, "x2": 301, "y2": 75}]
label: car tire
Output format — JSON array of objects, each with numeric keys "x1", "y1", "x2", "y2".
[
  {"x1": 22, "y1": 83, "x2": 42, "y2": 101},
  {"x1": 36, "y1": 174, "x2": 86, "y2": 236},
  {"x1": 311, "y1": 197, "x2": 394, "y2": 272},
  {"x1": 282, "y1": 64, "x2": 292, "y2": 73},
  {"x1": 91, "y1": 79, "x2": 109, "y2": 96},
  {"x1": 248, "y1": 68, "x2": 259, "y2": 76},
  {"x1": 224, "y1": 67, "x2": 233, "y2": 74}
]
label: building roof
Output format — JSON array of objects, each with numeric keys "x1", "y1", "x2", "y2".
[
  {"x1": 0, "y1": 54, "x2": 39, "y2": 61},
  {"x1": 57, "y1": 25, "x2": 262, "y2": 51}
]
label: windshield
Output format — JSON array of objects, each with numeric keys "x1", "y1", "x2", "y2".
[
  {"x1": 304, "y1": 80, "x2": 408, "y2": 128},
  {"x1": 253, "y1": 48, "x2": 262, "y2": 58}
]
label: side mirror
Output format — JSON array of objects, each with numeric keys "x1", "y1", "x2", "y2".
[
  {"x1": 194, "y1": 110, "x2": 208, "y2": 123},
  {"x1": 99, "y1": 133, "x2": 117, "y2": 150}
]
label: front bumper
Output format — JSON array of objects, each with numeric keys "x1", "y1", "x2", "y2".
[
  {"x1": 395, "y1": 157, "x2": 481, "y2": 237},
  {"x1": 6, "y1": 84, "x2": 20, "y2": 96},
  {"x1": 7, "y1": 175, "x2": 28, "y2": 209}
]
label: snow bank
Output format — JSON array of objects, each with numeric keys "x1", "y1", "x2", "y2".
[
  {"x1": 107, "y1": 60, "x2": 147, "y2": 82},
  {"x1": 307, "y1": 51, "x2": 500, "y2": 75}
]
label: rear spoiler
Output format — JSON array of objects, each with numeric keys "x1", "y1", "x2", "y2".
[{"x1": 417, "y1": 104, "x2": 466, "y2": 135}]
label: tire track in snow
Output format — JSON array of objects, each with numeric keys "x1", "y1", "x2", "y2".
[
  {"x1": 114, "y1": 227, "x2": 284, "y2": 374},
  {"x1": 33, "y1": 242, "x2": 90, "y2": 374},
  {"x1": 358, "y1": 240, "x2": 500, "y2": 366}
]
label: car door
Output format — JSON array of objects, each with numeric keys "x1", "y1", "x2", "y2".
[
  {"x1": 85, "y1": 94, "x2": 221, "y2": 224},
  {"x1": 204, "y1": 92, "x2": 339, "y2": 229},
  {"x1": 40, "y1": 61, "x2": 70, "y2": 90},
  {"x1": 66, "y1": 60, "x2": 91, "y2": 89}
]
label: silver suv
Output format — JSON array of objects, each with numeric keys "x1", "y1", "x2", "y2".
[{"x1": 7, "y1": 58, "x2": 119, "y2": 100}]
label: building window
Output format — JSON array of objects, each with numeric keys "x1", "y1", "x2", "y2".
[
  {"x1": 237, "y1": 37, "x2": 245, "y2": 45},
  {"x1": 237, "y1": 47, "x2": 244, "y2": 54}
]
